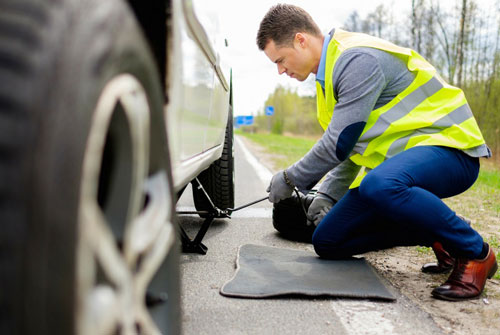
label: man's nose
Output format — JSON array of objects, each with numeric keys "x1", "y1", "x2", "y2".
[{"x1": 277, "y1": 63, "x2": 286, "y2": 75}]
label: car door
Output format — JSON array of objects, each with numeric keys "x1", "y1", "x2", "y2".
[
  {"x1": 169, "y1": 0, "x2": 215, "y2": 162},
  {"x1": 190, "y1": 0, "x2": 231, "y2": 151}
]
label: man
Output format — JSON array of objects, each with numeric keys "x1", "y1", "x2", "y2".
[{"x1": 257, "y1": 4, "x2": 497, "y2": 301}]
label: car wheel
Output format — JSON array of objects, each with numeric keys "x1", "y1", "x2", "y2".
[
  {"x1": 272, "y1": 193, "x2": 316, "y2": 243},
  {"x1": 193, "y1": 105, "x2": 235, "y2": 213},
  {"x1": 0, "y1": 0, "x2": 179, "y2": 334}
]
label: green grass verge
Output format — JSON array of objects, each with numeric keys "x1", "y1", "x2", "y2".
[
  {"x1": 415, "y1": 246, "x2": 432, "y2": 255},
  {"x1": 237, "y1": 130, "x2": 317, "y2": 169},
  {"x1": 472, "y1": 167, "x2": 500, "y2": 215}
]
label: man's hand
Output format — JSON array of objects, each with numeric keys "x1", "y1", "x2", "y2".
[
  {"x1": 267, "y1": 170, "x2": 294, "y2": 203},
  {"x1": 306, "y1": 193, "x2": 334, "y2": 226}
]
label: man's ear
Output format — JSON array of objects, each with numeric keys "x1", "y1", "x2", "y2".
[{"x1": 295, "y1": 32, "x2": 307, "y2": 48}]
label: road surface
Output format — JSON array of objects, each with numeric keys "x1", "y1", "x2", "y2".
[{"x1": 177, "y1": 136, "x2": 444, "y2": 335}]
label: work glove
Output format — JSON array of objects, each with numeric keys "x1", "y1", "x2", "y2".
[
  {"x1": 306, "y1": 192, "x2": 335, "y2": 226},
  {"x1": 267, "y1": 170, "x2": 294, "y2": 203}
]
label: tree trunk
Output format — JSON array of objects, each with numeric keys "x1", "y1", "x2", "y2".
[{"x1": 456, "y1": 0, "x2": 467, "y2": 87}]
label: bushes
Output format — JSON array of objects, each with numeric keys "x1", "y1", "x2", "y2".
[{"x1": 255, "y1": 85, "x2": 323, "y2": 136}]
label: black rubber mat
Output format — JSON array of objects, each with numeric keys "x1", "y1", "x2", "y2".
[{"x1": 220, "y1": 244, "x2": 395, "y2": 301}]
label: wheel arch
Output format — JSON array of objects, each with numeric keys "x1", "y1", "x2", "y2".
[
  {"x1": 126, "y1": 0, "x2": 170, "y2": 93},
  {"x1": 123, "y1": 0, "x2": 174, "y2": 175}
]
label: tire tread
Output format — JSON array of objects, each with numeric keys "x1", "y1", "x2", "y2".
[
  {"x1": 193, "y1": 107, "x2": 235, "y2": 212},
  {"x1": 0, "y1": 1, "x2": 49, "y2": 334}
]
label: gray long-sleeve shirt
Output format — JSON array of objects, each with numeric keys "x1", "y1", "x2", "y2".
[{"x1": 287, "y1": 46, "x2": 490, "y2": 199}]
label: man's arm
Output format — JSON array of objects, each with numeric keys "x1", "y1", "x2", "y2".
[{"x1": 286, "y1": 50, "x2": 387, "y2": 192}]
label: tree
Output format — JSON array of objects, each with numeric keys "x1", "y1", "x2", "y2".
[
  {"x1": 367, "y1": 4, "x2": 386, "y2": 38},
  {"x1": 432, "y1": 1, "x2": 458, "y2": 84},
  {"x1": 411, "y1": 0, "x2": 425, "y2": 54},
  {"x1": 343, "y1": 10, "x2": 361, "y2": 32},
  {"x1": 456, "y1": 0, "x2": 468, "y2": 87},
  {"x1": 255, "y1": 86, "x2": 322, "y2": 136}
]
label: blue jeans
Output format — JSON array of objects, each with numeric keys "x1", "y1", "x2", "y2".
[{"x1": 312, "y1": 146, "x2": 483, "y2": 259}]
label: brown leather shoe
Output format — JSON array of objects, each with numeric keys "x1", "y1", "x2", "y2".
[
  {"x1": 432, "y1": 244, "x2": 498, "y2": 301},
  {"x1": 422, "y1": 242, "x2": 455, "y2": 274}
]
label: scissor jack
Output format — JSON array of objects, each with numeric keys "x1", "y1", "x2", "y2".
[{"x1": 177, "y1": 178, "x2": 268, "y2": 255}]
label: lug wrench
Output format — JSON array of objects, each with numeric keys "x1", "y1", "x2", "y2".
[{"x1": 178, "y1": 195, "x2": 269, "y2": 217}]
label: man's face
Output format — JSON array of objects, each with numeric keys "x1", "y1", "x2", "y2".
[{"x1": 263, "y1": 34, "x2": 315, "y2": 82}]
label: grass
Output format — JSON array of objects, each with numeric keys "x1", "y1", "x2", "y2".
[
  {"x1": 489, "y1": 237, "x2": 500, "y2": 280},
  {"x1": 237, "y1": 130, "x2": 317, "y2": 169},
  {"x1": 471, "y1": 164, "x2": 500, "y2": 215},
  {"x1": 416, "y1": 246, "x2": 432, "y2": 255},
  {"x1": 487, "y1": 235, "x2": 500, "y2": 250}
]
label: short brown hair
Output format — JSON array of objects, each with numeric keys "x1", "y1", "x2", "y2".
[{"x1": 257, "y1": 4, "x2": 322, "y2": 50}]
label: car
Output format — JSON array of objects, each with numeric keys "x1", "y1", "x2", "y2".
[{"x1": 0, "y1": 0, "x2": 234, "y2": 334}]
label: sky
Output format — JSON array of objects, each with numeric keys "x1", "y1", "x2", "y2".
[{"x1": 198, "y1": 0, "x2": 494, "y2": 117}]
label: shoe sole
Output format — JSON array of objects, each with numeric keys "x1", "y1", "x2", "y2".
[
  {"x1": 421, "y1": 263, "x2": 453, "y2": 274},
  {"x1": 487, "y1": 261, "x2": 498, "y2": 279},
  {"x1": 431, "y1": 291, "x2": 481, "y2": 302}
]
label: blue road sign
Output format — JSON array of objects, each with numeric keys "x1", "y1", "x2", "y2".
[
  {"x1": 265, "y1": 106, "x2": 274, "y2": 116},
  {"x1": 243, "y1": 115, "x2": 254, "y2": 125},
  {"x1": 235, "y1": 115, "x2": 254, "y2": 127},
  {"x1": 235, "y1": 116, "x2": 244, "y2": 126}
]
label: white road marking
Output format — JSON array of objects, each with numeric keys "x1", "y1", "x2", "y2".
[
  {"x1": 235, "y1": 136, "x2": 273, "y2": 184},
  {"x1": 331, "y1": 300, "x2": 396, "y2": 335},
  {"x1": 230, "y1": 207, "x2": 272, "y2": 218}
]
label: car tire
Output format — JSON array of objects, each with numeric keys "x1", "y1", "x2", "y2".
[
  {"x1": 0, "y1": 1, "x2": 179, "y2": 334},
  {"x1": 272, "y1": 193, "x2": 316, "y2": 243},
  {"x1": 193, "y1": 105, "x2": 235, "y2": 213}
]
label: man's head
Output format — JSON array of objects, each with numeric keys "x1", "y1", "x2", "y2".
[{"x1": 257, "y1": 4, "x2": 323, "y2": 81}]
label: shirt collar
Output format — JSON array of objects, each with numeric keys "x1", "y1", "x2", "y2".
[{"x1": 316, "y1": 33, "x2": 331, "y2": 89}]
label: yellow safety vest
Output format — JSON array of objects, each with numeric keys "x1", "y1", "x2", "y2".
[{"x1": 316, "y1": 29, "x2": 486, "y2": 188}]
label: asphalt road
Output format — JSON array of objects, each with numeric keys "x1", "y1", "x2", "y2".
[{"x1": 177, "y1": 136, "x2": 444, "y2": 335}]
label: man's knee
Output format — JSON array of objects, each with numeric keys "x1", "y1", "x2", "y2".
[
  {"x1": 312, "y1": 240, "x2": 355, "y2": 259},
  {"x1": 359, "y1": 171, "x2": 401, "y2": 203},
  {"x1": 312, "y1": 231, "x2": 347, "y2": 259},
  {"x1": 313, "y1": 241, "x2": 339, "y2": 259}
]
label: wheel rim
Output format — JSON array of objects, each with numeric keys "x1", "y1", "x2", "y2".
[{"x1": 76, "y1": 74, "x2": 175, "y2": 335}]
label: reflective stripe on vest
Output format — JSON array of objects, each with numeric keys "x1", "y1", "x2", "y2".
[{"x1": 316, "y1": 29, "x2": 486, "y2": 188}]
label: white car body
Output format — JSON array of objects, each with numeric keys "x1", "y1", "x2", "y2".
[{"x1": 166, "y1": 0, "x2": 231, "y2": 192}]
